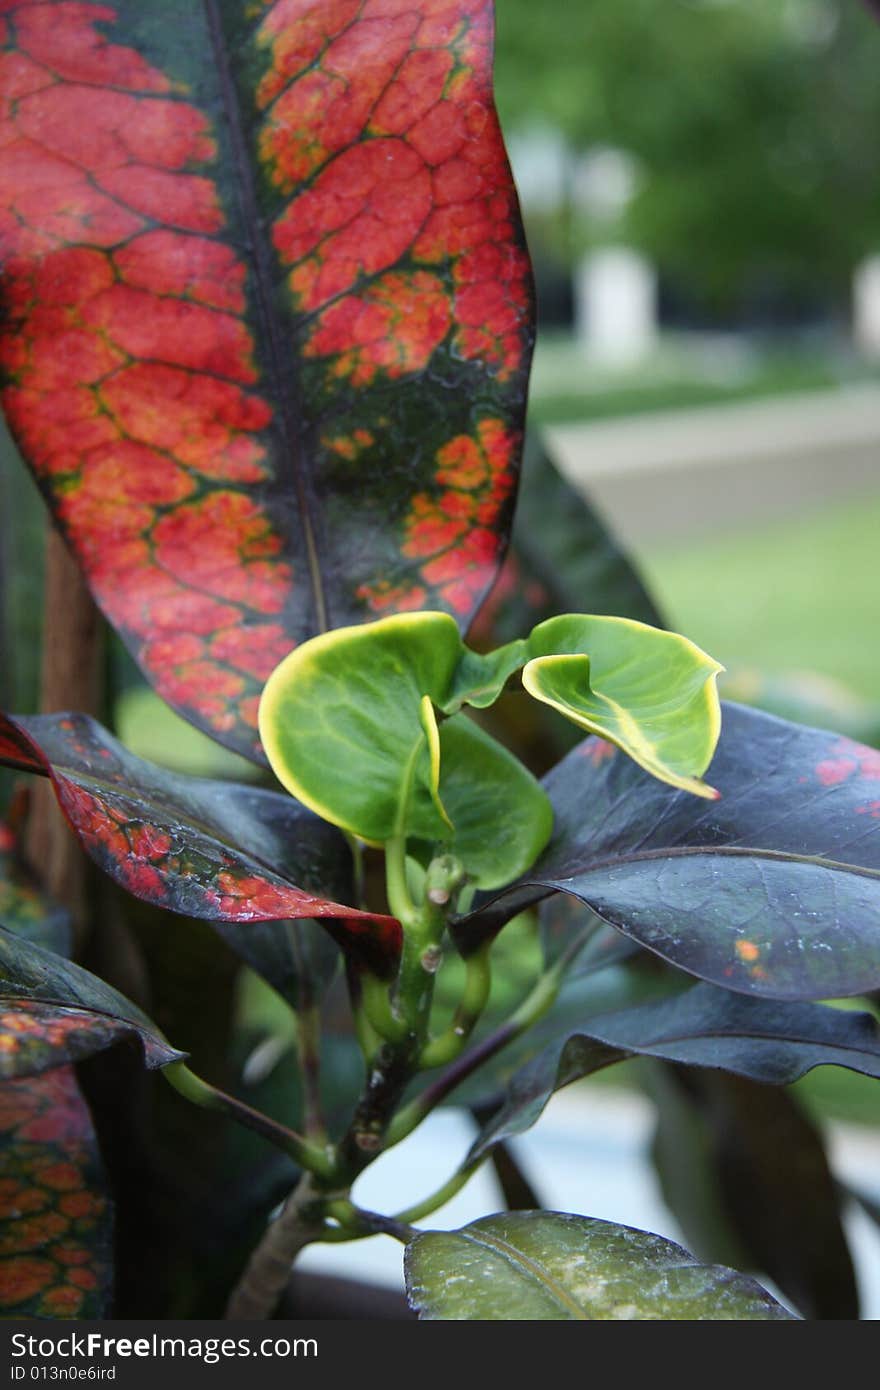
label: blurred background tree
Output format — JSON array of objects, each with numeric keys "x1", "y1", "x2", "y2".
[{"x1": 495, "y1": 0, "x2": 880, "y2": 323}]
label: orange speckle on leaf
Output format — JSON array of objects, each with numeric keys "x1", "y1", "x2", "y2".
[{"x1": 735, "y1": 940, "x2": 761, "y2": 964}]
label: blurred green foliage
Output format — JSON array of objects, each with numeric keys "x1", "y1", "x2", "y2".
[{"x1": 495, "y1": 0, "x2": 880, "y2": 311}]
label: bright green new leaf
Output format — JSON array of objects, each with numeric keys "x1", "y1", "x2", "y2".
[
  {"x1": 524, "y1": 616, "x2": 724, "y2": 798},
  {"x1": 259, "y1": 609, "x2": 722, "y2": 881},
  {"x1": 259, "y1": 614, "x2": 550, "y2": 884},
  {"x1": 412, "y1": 717, "x2": 553, "y2": 890},
  {"x1": 405, "y1": 1212, "x2": 795, "y2": 1320}
]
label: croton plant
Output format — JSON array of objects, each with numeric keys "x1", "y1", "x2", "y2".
[{"x1": 0, "y1": 0, "x2": 879, "y2": 1323}]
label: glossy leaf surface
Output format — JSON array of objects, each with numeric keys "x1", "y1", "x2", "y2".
[
  {"x1": 468, "y1": 982, "x2": 880, "y2": 1164},
  {"x1": 261, "y1": 607, "x2": 721, "y2": 863},
  {"x1": 0, "y1": 712, "x2": 401, "y2": 973},
  {"x1": 0, "y1": 0, "x2": 532, "y2": 762},
  {"x1": 404, "y1": 1212, "x2": 795, "y2": 1320},
  {"x1": 456, "y1": 704, "x2": 880, "y2": 1000}
]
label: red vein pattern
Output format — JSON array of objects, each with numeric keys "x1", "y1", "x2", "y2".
[
  {"x1": 0, "y1": 1, "x2": 533, "y2": 760},
  {"x1": 0, "y1": 1067, "x2": 112, "y2": 1319}
]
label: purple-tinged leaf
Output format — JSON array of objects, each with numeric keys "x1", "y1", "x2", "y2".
[
  {"x1": 456, "y1": 704, "x2": 880, "y2": 1000},
  {"x1": 0, "y1": 712, "x2": 401, "y2": 975},
  {"x1": 467, "y1": 981, "x2": 880, "y2": 1165}
]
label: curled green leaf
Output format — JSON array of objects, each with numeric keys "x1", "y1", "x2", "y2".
[{"x1": 524, "y1": 615, "x2": 723, "y2": 798}]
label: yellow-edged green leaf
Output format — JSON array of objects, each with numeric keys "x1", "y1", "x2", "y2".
[
  {"x1": 523, "y1": 616, "x2": 723, "y2": 798},
  {"x1": 259, "y1": 614, "x2": 550, "y2": 884},
  {"x1": 259, "y1": 614, "x2": 524, "y2": 839}
]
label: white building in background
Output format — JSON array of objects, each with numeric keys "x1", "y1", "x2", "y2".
[
  {"x1": 853, "y1": 255, "x2": 880, "y2": 358},
  {"x1": 575, "y1": 246, "x2": 659, "y2": 367}
]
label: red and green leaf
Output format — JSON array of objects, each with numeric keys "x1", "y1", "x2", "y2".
[
  {"x1": 1, "y1": 829, "x2": 112, "y2": 1319},
  {"x1": 0, "y1": 1067, "x2": 112, "y2": 1319},
  {"x1": 0, "y1": 0, "x2": 533, "y2": 761},
  {"x1": 0, "y1": 712, "x2": 402, "y2": 974}
]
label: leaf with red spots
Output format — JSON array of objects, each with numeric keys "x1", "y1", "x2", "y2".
[
  {"x1": 0, "y1": 711, "x2": 402, "y2": 975},
  {"x1": 0, "y1": 836, "x2": 113, "y2": 1320},
  {"x1": 0, "y1": 0, "x2": 533, "y2": 762},
  {"x1": 0, "y1": 1067, "x2": 113, "y2": 1319},
  {"x1": 0, "y1": 926, "x2": 183, "y2": 1078},
  {"x1": 455, "y1": 704, "x2": 880, "y2": 1001}
]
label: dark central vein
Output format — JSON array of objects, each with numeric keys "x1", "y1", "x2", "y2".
[{"x1": 203, "y1": 0, "x2": 329, "y2": 633}]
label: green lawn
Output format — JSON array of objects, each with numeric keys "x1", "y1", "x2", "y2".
[
  {"x1": 528, "y1": 334, "x2": 880, "y2": 427},
  {"x1": 640, "y1": 488, "x2": 880, "y2": 719}
]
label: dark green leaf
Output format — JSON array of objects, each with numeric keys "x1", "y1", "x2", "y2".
[
  {"x1": 457, "y1": 703, "x2": 880, "y2": 1000},
  {"x1": 404, "y1": 1212, "x2": 795, "y2": 1319},
  {"x1": 648, "y1": 1070, "x2": 858, "y2": 1320},
  {"x1": 468, "y1": 982, "x2": 880, "y2": 1164}
]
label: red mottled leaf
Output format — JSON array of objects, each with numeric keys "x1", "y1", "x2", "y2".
[
  {"x1": 0, "y1": 831, "x2": 113, "y2": 1320},
  {"x1": 0, "y1": 0, "x2": 533, "y2": 761},
  {"x1": 0, "y1": 1068, "x2": 112, "y2": 1319},
  {"x1": 0, "y1": 712, "x2": 402, "y2": 975}
]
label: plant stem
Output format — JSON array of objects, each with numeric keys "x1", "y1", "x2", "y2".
[
  {"x1": 394, "y1": 1159, "x2": 484, "y2": 1225},
  {"x1": 385, "y1": 831, "x2": 417, "y2": 928},
  {"x1": 25, "y1": 528, "x2": 103, "y2": 946},
  {"x1": 286, "y1": 921, "x2": 327, "y2": 1142},
  {"x1": 164, "y1": 1062, "x2": 333, "y2": 1177},
  {"x1": 224, "y1": 1173, "x2": 329, "y2": 1320},
  {"x1": 419, "y1": 944, "x2": 492, "y2": 1068},
  {"x1": 317, "y1": 1161, "x2": 487, "y2": 1243},
  {"x1": 386, "y1": 925, "x2": 595, "y2": 1146}
]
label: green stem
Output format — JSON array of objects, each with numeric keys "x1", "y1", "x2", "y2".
[
  {"x1": 386, "y1": 925, "x2": 595, "y2": 1147},
  {"x1": 316, "y1": 1161, "x2": 486, "y2": 1245},
  {"x1": 164, "y1": 1062, "x2": 334, "y2": 1178},
  {"x1": 419, "y1": 944, "x2": 492, "y2": 1069},
  {"x1": 360, "y1": 969, "x2": 409, "y2": 1043},
  {"x1": 385, "y1": 831, "x2": 418, "y2": 928},
  {"x1": 394, "y1": 1159, "x2": 484, "y2": 1225}
]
